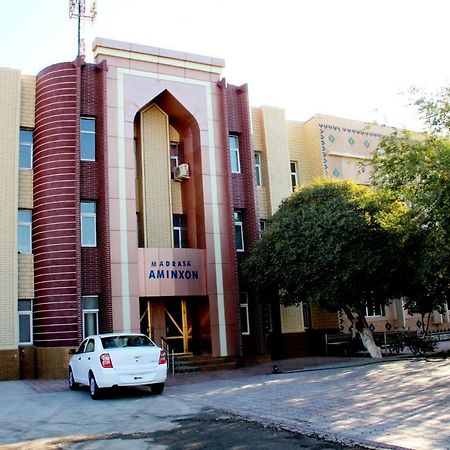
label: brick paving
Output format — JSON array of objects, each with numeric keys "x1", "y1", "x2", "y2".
[{"x1": 167, "y1": 357, "x2": 450, "y2": 450}]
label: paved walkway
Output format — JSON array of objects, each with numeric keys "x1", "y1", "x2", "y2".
[
  {"x1": 165, "y1": 354, "x2": 369, "y2": 386},
  {"x1": 167, "y1": 356, "x2": 450, "y2": 450}
]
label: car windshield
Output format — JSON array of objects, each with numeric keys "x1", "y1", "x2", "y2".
[{"x1": 101, "y1": 335, "x2": 156, "y2": 349}]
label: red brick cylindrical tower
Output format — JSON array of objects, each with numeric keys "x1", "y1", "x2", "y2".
[
  {"x1": 33, "y1": 59, "x2": 111, "y2": 347},
  {"x1": 33, "y1": 62, "x2": 80, "y2": 346}
]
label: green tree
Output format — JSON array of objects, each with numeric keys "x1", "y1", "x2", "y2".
[
  {"x1": 242, "y1": 179, "x2": 411, "y2": 358},
  {"x1": 371, "y1": 87, "x2": 450, "y2": 330}
]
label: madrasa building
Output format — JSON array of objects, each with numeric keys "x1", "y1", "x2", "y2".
[{"x1": 2, "y1": 37, "x2": 441, "y2": 380}]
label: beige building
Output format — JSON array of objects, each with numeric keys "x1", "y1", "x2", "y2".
[
  {"x1": 251, "y1": 106, "x2": 450, "y2": 341},
  {"x1": 0, "y1": 68, "x2": 36, "y2": 379}
]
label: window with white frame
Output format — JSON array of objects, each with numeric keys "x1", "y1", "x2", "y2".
[
  {"x1": 18, "y1": 210, "x2": 32, "y2": 254},
  {"x1": 81, "y1": 201, "x2": 97, "y2": 247},
  {"x1": 240, "y1": 293, "x2": 250, "y2": 335},
  {"x1": 18, "y1": 299, "x2": 33, "y2": 345},
  {"x1": 234, "y1": 210, "x2": 244, "y2": 251},
  {"x1": 19, "y1": 129, "x2": 33, "y2": 169},
  {"x1": 82, "y1": 296, "x2": 99, "y2": 338},
  {"x1": 290, "y1": 161, "x2": 298, "y2": 192},
  {"x1": 173, "y1": 214, "x2": 187, "y2": 248},
  {"x1": 80, "y1": 117, "x2": 96, "y2": 161},
  {"x1": 259, "y1": 219, "x2": 266, "y2": 238},
  {"x1": 170, "y1": 142, "x2": 179, "y2": 179},
  {"x1": 365, "y1": 301, "x2": 385, "y2": 317},
  {"x1": 229, "y1": 135, "x2": 240, "y2": 173},
  {"x1": 254, "y1": 152, "x2": 262, "y2": 186}
]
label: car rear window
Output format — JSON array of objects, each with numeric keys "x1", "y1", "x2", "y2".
[{"x1": 101, "y1": 335, "x2": 156, "y2": 349}]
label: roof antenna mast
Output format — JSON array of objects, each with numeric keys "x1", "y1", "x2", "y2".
[{"x1": 69, "y1": 0, "x2": 97, "y2": 60}]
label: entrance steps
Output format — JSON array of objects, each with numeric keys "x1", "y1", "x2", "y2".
[{"x1": 170, "y1": 354, "x2": 237, "y2": 374}]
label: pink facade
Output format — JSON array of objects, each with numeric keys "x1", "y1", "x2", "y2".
[{"x1": 94, "y1": 38, "x2": 241, "y2": 357}]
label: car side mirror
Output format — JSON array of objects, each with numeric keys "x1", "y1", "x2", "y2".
[{"x1": 69, "y1": 348, "x2": 76, "y2": 355}]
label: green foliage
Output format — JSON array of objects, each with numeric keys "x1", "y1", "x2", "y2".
[
  {"x1": 371, "y1": 87, "x2": 450, "y2": 324},
  {"x1": 410, "y1": 86, "x2": 450, "y2": 135},
  {"x1": 242, "y1": 179, "x2": 410, "y2": 315}
]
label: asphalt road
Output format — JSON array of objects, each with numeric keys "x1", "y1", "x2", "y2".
[
  {"x1": 0, "y1": 383, "x2": 362, "y2": 450},
  {"x1": 2, "y1": 407, "x2": 363, "y2": 450}
]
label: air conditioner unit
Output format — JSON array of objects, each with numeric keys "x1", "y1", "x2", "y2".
[{"x1": 173, "y1": 163, "x2": 190, "y2": 181}]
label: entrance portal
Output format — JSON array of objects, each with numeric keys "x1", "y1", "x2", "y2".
[{"x1": 140, "y1": 297, "x2": 210, "y2": 355}]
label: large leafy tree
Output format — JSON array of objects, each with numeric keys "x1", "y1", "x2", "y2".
[
  {"x1": 242, "y1": 179, "x2": 411, "y2": 358},
  {"x1": 371, "y1": 87, "x2": 450, "y2": 330}
]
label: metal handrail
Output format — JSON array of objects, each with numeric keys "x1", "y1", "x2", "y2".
[
  {"x1": 171, "y1": 348, "x2": 175, "y2": 375},
  {"x1": 160, "y1": 336, "x2": 175, "y2": 375}
]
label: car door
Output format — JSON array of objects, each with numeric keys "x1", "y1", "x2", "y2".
[
  {"x1": 77, "y1": 338, "x2": 96, "y2": 385},
  {"x1": 71, "y1": 339, "x2": 88, "y2": 384}
]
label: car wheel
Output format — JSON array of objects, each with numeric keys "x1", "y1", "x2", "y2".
[
  {"x1": 150, "y1": 382, "x2": 164, "y2": 395},
  {"x1": 89, "y1": 373, "x2": 102, "y2": 400},
  {"x1": 68, "y1": 368, "x2": 79, "y2": 391}
]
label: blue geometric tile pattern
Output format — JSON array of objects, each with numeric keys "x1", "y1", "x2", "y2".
[
  {"x1": 318, "y1": 123, "x2": 385, "y2": 177},
  {"x1": 333, "y1": 169, "x2": 340, "y2": 177}
]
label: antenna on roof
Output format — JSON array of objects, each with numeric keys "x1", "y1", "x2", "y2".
[{"x1": 69, "y1": 0, "x2": 97, "y2": 60}]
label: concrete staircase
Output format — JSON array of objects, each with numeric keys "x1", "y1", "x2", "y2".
[{"x1": 169, "y1": 354, "x2": 237, "y2": 374}]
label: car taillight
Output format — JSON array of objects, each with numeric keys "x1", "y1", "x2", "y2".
[
  {"x1": 100, "y1": 353, "x2": 113, "y2": 368},
  {"x1": 159, "y1": 350, "x2": 167, "y2": 365}
]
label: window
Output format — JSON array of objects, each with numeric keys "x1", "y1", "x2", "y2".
[
  {"x1": 81, "y1": 202, "x2": 97, "y2": 247},
  {"x1": 302, "y1": 302, "x2": 311, "y2": 329},
  {"x1": 18, "y1": 300, "x2": 33, "y2": 345},
  {"x1": 259, "y1": 220, "x2": 266, "y2": 238},
  {"x1": 82, "y1": 296, "x2": 99, "y2": 338},
  {"x1": 254, "y1": 152, "x2": 262, "y2": 186},
  {"x1": 19, "y1": 129, "x2": 33, "y2": 169},
  {"x1": 365, "y1": 301, "x2": 385, "y2": 317},
  {"x1": 80, "y1": 117, "x2": 96, "y2": 161},
  {"x1": 170, "y1": 142, "x2": 179, "y2": 179},
  {"x1": 234, "y1": 210, "x2": 244, "y2": 251},
  {"x1": 76, "y1": 339, "x2": 88, "y2": 354},
  {"x1": 101, "y1": 335, "x2": 155, "y2": 348},
  {"x1": 18, "y1": 210, "x2": 32, "y2": 254},
  {"x1": 240, "y1": 293, "x2": 250, "y2": 335},
  {"x1": 173, "y1": 214, "x2": 187, "y2": 248},
  {"x1": 85, "y1": 338, "x2": 95, "y2": 352},
  {"x1": 229, "y1": 135, "x2": 240, "y2": 173},
  {"x1": 290, "y1": 161, "x2": 298, "y2": 192}
]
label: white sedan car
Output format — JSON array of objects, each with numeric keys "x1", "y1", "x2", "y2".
[{"x1": 68, "y1": 333, "x2": 167, "y2": 399}]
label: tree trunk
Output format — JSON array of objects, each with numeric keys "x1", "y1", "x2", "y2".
[
  {"x1": 343, "y1": 306, "x2": 382, "y2": 359},
  {"x1": 357, "y1": 327, "x2": 382, "y2": 359}
]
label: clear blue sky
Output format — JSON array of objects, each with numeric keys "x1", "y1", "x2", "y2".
[{"x1": 1, "y1": 0, "x2": 449, "y2": 130}]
